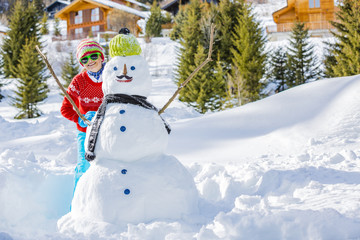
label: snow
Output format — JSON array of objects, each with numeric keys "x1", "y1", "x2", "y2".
[
  {"x1": 1, "y1": 18, "x2": 360, "y2": 240},
  {"x1": 91, "y1": 0, "x2": 150, "y2": 19}
]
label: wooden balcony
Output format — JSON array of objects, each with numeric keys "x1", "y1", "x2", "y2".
[
  {"x1": 267, "y1": 21, "x2": 335, "y2": 33},
  {"x1": 68, "y1": 20, "x2": 106, "y2": 30}
]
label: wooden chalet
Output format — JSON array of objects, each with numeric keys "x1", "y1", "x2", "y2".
[
  {"x1": 271, "y1": 0, "x2": 339, "y2": 33},
  {"x1": 55, "y1": 0, "x2": 150, "y2": 40}
]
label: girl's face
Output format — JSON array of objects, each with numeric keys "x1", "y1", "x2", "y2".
[{"x1": 82, "y1": 53, "x2": 103, "y2": 72}]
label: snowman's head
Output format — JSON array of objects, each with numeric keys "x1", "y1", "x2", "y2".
[
  {"x1": 102, "y1": 55, "x2": 151, "y2": 96},
  {"x1": 102, "y1": 29, "x2": 151, "y2": 96}
]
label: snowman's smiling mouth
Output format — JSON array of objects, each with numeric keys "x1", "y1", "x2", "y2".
[{"x1": 116, "y1": 75, "x2": 133, "y2": 83}]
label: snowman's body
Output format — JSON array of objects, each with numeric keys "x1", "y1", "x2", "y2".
[
  {"x1": 92, "y1": 103, "x2": 168, "y2": 162},
  {"x1": 58, "y1": 47, "x2": 198, "y2": 232},
  {"x1": 71, "y1": 154, "x2": 198, "y2": 224}
]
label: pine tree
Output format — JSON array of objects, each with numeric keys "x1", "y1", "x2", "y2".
[
  {"x1": 103, "y1": 33, "x2": 110, "y2": 62},
  {"x1": 61, "y1": 52, "x2": 79, "y2": 90},
  {"x1": 179, "y1": 44, "x2": 226, "y2": 113},
  {"x1": 325, "y1": 0, "x2": 360, "y2": 77},
  {"x1": 267, "y1": 47, "x2": 287, "y2": 93},
  {"x1": 0, "y1": 57, "x2": 4, "y2": 100},
  {"x1": 176, "y1": 0, "x2": 202, "y2": 88},
  {"x1": 33, "y1": 0, "x2": 45, "y2": 17},
  {"x1": 145, "y1": 0, "x2": 163, "y2": 39},
  {"x1": 286, "y1": 22, "x2": 321, "y2": 87},
  {"x1": 12, "y1": 37, "x2": 49, "y2": 119},
  {"x1": 229, "y1": 4, "x2": 267, "y2": 106},
  {"x1": 40, "y1": 12, "x2": 49, "y2": 35},
  {"x1": 54, "y1": 17, "x2": 61, "y2": 37},
  {"x1": 323, "y1": 41, "x2": 338, "y2": 78},
  {"x1": 1, "y1": 0, "x2": 41, "y2": 78},
  {"x1": 215, "y1": 0, "x2": 244, "y2": 66},
  {"x1": 170, "y1": 7, "x2": 186, "y2": 41}
]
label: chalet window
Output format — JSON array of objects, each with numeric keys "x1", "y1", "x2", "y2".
[
  {"x1": 91, "y1": 8, "x2": 100, "y2": 22},
  {"x1": 92, "y1": 25, "x2": 100, "y2": 33},
  {"x1": 75, "y1": 28, "x2": 83, "y2": 37},
  {"x1": 309, "y1": 0, "x2": 320, "y2": 8},
  {"x1": 75, "y1": 10, "x2": 83, "y2": 24}
]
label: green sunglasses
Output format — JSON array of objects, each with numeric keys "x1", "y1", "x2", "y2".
[{"x1": 80, "y1": 53, "x2": 101, "y2": 65}]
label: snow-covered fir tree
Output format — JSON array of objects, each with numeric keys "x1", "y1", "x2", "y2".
[
  {"x1": 12, "y1": 37, "x2": 48, "y2": 119},
  {"x1": 61, "y1": 52, "x2": 80, "y2": 91},
  {"x1": 1, "y1": 0, "x2": 42, "y2": 78},
  {"x1": 267, "y1": 47, "x2": 288, "y2": 93},
  {"x1": 325, "y1": 0, "x2": 360, "y2": 77},
  {"x1": 229, "y1": 3, "x2": 267, "y2": 105},
  {"x1": 145, "y1": 0, "x2": 163, "y2": 39},
  {"x1": 286, "y1": 21, "x2": 321, "y2": 87}
]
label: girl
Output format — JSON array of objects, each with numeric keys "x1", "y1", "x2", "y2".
[{"x1": 60, "y1": 39, "x2": 105, "y2": 195}]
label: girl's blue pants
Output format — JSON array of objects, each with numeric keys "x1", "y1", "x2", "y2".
[{"x1": 73, "y1": 131, "x2": 90, "y2": 196}]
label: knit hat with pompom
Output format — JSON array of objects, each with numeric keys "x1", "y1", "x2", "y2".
[
  {"x1": 109, "y1": 28, "x2": 142, "y2": 58},
  {"x1": 76, "y1": 39, "x2": 105, "y2": 66}
]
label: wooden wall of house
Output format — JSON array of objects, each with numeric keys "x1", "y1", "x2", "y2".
[
  {"x1": 68, "y1": 7, "x2": 107, "y2": 39},
  {"x1": 295, "y1": 0, "x2": 335, "y2": 22},
  {"x1": 274, "y1": 0, "x2": 336, "y2": 32},
  {"x1": 69, "y1": 7, "x2": 105, "y2": 25}
]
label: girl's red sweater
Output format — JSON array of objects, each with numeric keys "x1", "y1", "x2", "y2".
[{"x1": 60, "y1": 71, "x2": 104, "y2": 132}]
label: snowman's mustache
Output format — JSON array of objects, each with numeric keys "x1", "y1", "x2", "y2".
[{"x1": 116, "y1": 75, "x2": 133, "y2": 80}]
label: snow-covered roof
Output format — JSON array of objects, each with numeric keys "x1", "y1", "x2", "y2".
[
  {"x1": 91, "y1": 0, "x2": 150, "y2": 19},
  {"x1": 45, "y1": 0, "x2": 70, "y2": 9},
  {"x1": 57, "y1": 0, "x2": 71, "y2": 5},
  {"x1": 124, "y1": 0, "x2": 150, "y2": 10}
]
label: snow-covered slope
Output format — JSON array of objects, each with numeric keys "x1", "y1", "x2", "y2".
[
  {"x1": 1, "y1": 36, "x2": 360, "y2": 239},
  {"x1": 168, "y1": 75, "x2": 360, "y2": 163}
]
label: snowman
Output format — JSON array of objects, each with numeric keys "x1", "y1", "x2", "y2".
[{"x1": 58, "y1": 29, "x2": 198, "y2": 232}]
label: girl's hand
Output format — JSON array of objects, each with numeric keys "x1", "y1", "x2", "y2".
[{"x1": 78, "y1": 111, "x2": 96, "y2": 127}]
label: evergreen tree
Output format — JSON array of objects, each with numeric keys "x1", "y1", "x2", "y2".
[
  {"x1": 40, "y1": 12, "x2": 49, "y2": 35},
  {"x1": 176, "y1": 0, "x2": 202, "y2": 88},
  {"x1": 0, "y1": 57, "x2": 4, "y2": 100},
  {"x1": 54, "y1": 17, "x2": 61, "y2": 37},
  {"x1": 215, "y1": 0, "x2": 244, "y2": 66},
  {"x1": 1, "y1": 0, "x2": 41, "y2": 78},
  {"x1": 61, "y1": 52, "x2": 79, "y2": 90},
  {"x1": 286, "y1": 22, "x2": 321, "y2": 87},
  {"x1": 12, "y1": 37, "x2": 49, "y2": 119},
  {"x1": 325, "y1": 0, "x2": 360, "y2": 77},
  {"x1": 103, "y1": 33, "x2": 110, "y2": 61},
  {"x1": 170, "y1": 7, "x2": 186, "y2": 41},
  {"x1": 145, "y1": 0, "x2": 163, "y2": 39},
  {"x1": 323, "y1": 41, "x2": 339, "y2": 78},
  {"x1": 267, "y1": 47, "x2": 287, "y2": 93},
  {"x1": 229, "y1": 4, "x2": 267, "y2": 106},
  {"x1": 179, "y1": 44, "x2": 226, "y2": 113},
  {"x1": 33, "y1": 0, "x2": 45, "y2": 17}
]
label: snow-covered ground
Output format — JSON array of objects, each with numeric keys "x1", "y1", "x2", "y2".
[{"x1": 1, "y1": 20, "x2": 360, "y2": 240}]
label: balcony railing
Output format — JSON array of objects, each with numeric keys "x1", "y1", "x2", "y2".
[{"x1": 267, "y1": 21, "x2": 335, "y2": 33}]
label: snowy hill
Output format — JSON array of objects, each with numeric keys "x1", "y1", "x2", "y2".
[
  {"x1": 168, "y1": 75, "x2": 360, "y2": 163},
  {"x1": 0, "y1": 36, "x2": 360, "y2": 239}
]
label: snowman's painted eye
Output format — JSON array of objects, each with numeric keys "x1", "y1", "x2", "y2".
[
  {"x1": 130, "y1": 66, "x2": 135, "y2": 71},
  {"x1": 114, "y1": 66, "x2": 118, "y2": 71}
]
